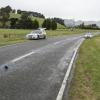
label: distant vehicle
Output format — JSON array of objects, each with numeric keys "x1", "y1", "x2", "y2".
[
  {"x1": 84, "y1": 32, "x2": 93, "y2": 38},
  {"x1": 26, "y1": 28, "x2": 46, "y2": 40}
]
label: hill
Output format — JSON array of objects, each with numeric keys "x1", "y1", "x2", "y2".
[
  {"x1": 10, "y1": 13, "x2": 66, "y2": 29},
  {"x1": 64, "y1": 19, "x2": 100, "y2": 28}
]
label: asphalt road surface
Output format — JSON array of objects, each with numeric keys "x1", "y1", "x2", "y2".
[{"x1": 0, "y1": 35, "x2": 83, "y2": 100}]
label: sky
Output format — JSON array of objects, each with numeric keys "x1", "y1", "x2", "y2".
[{"x1": 0, "y1": 0, "x2": 100, "y2": 21}]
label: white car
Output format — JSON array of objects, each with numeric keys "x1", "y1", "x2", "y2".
[
  {"x1": 26, "y1": 28, "x2": 46, "y2": 40},
  {"x1": 84, "y1": 32, "x2": 93, "y2": 38}
]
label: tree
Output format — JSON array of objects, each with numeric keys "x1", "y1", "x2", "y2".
[
  {"x1": 42, "y1": 19, "x2": 51, "y2": 30},
  {"x1": 5, "y1": 5, "x2": 12, "y2": 13},
  {"x1": 42, "y1": 19, "x2": 46, "y2": 28},
  {"x1": 51, "y1": 20, "x2": 57, "y2": 30},
  {"x1": 0, "y1": 6, "x2": 11, "y2": 27},
  {"x1": 17, "y1": 9, "x2": 21, "y2": 14},
  {"x1": 12, "y1": 9, "x2": 16, "y2": 13},
  {"x1": 0, "y1": 12, "x2": 10, "y2": 27},
  {"x1": 91, "y1": 24, "x2": 99, "y2": 29},
  {"x1": 20, "y1": 12, "x2": 29, "y2": 20},
  {"x1": 10, "y1": 18, "x2": 18, "y2": 29},
  {"x1": 78, "y1": 22, "x2": 85, "y2": 29},
  {"x1": 33, "y1": 19, "x2": 39, "y2": 29},
  {"x1": 17, "y1": 13, "x2": 34, "y2": 29},
  {"x1": 25, "y1": 18, "x2": 34, "y2": 29},
  {"x1": 46, "y1": 19, "x2": 51, "y2": 30},
  {"x1": 54, "y1": 17, "x2": 64, "y2": 25},
  {"x1": 77, "y1": 23, "x2": 99, "y2": 30},
  {"x1": 17, "y1": 18, "x2": 34, "y2": 29}
]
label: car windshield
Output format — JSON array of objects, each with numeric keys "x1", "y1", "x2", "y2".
[{"x1": 31, "y1": 30, "x2": 42, "y2": 34}]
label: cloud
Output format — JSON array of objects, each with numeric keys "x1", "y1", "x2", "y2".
[{"x1": 0, "y1": 0, "x2": 100, "y2": 21}]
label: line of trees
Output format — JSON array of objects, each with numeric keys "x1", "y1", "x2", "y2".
[
  {"x1": 53, "y1": 18, "x2": 64, "y2": 26},
  {"x1": 10, "y1": 12, "x2": 39, "y2": 29},
  {"x1": 76, "y1": 23, "x2": 99, "y2": 30},
  {"x1": 0, "y1": 5, "x2": 12, "y2": 28},
  {"x1": 0, "y1": 6, "x2": 39, "y2": 29},
  {"x1": 17, "y1": 10, "x2": 45, "y2": 18},
  {"x1": 10, "y1": 13, "x2": 57, "y2": 30},
  {"x1": 0, "y1": 5, "x2": 57, "y2": 30},
  {"x1": 42, "y1": 18, "x2": 57, "y2": 30},
  {"x1": 0, "y1": 5, "x2": 100, "y2": 30}
]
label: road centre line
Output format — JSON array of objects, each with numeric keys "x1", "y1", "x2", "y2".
[
  {"x1": 11, "y1": 39, "x2": 70, "y2": 63},
  {"x1": 11, "y1": 51, "x2": 35, "y2": 63},
  {"x1": 9, "y1": 37, "x2": 80, "y2": 63}
]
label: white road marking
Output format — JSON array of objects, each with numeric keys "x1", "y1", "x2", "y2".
[
  {"x1": 56, "y1": 38, "x2": 85, "y2": 100},
  {"x1": 53, "y1": 38, "x2": 78, "y2": 45},
  {"x1": 11, "y1": 39, "x2": 70, "y2": 63},
  {"x1": 5, "y1": 37, "x2": 80, "y2": 64},
  {"x1": 54, "y1": 41, "x2": 62, "y2": 45},
  {"x1": 11, "y1": 51, "x2": 35, "y2": 63}
]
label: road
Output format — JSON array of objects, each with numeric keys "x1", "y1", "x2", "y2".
[{"x1": 0, "y1": 35, "x2": 82, "y2": 100}]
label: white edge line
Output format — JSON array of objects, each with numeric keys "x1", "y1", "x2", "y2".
[{"x1": 56, "y1": 38, "x2": 85, "y2": 100}]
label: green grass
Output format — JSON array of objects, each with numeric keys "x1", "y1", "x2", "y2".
[
  {"x1": 31, "y1": 16, "x2": 44, "y2": 27},
  {"x1": 10, "y1": 13, "x2": 21, "y2": 19},
  {"x1": 69, "y1": 36, "x2": 100, "y2": 100},
  {"x1": 46, "y1": 29, "x2": 100, "y2": 36},
  {"x1": 57, "y1": 23, "x2": 66, "y2": 29},
  {"x1": 0, "y1": 28, "x2": 100, "y2": 46},
  {"x1": 0, "y1": 38, "x2": 27, "y2": 47},
  {"x1": 0, "y1": 29, "x2": 31, "y2": 35},
  {"x1": 27, "y1": 16, "x2": 66, "y2": 29},
  {"x1": 0, "y1": 29, "x2": 31, "y2": 46}
]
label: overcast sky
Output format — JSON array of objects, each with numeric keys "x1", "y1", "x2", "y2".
[{"x1": 0, "y1": 0, "x2": 100, "y2": 21}]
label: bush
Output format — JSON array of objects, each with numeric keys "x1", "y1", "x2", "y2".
[
  {"x1": 16, "y1": 13, "x2": 34, "y2": 29},
  {"x1": 42, "y1": 19, "x2": 57, "y2": 30},
  {"x1": 51, "y1": 20, "x2": 57, "y2": 30},
  {"x1": 42, "y1": 18, "x2": 51, "y2": 30},
  {"x1": 3, "y1": 34, "x2": 8, "y2": 38},
  {"x1": 33, "y1": 19, "x2": 39, "y2": 29},
  {"x1": 10, "y1": 18, "x2": 18, "y2": 29}
]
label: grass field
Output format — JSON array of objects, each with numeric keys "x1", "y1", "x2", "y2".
[
  {"x1": 69, "y1": 35, "x2": 100, "y2": 100},
  {"x1": 10, "y1": 13, "x2": 21, "y2": 19},
  {"x1": 0, "y1": 28, "x2": 100, "y2": 46}
]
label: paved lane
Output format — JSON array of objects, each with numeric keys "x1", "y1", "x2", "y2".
[
  {"x1": 0, "y1": 35, "x2": 82, "y2": 100},
  {"x1": 0, "y1": 35, "x2": 80, "y2": 65}
]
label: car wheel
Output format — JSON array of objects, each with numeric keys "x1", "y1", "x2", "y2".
[
  {"x1": 37, "y1": 35, "x2": 40, "y2": 39},
  {"x1": 43, "y1": 35, "x2": 46, "y2": 39}
]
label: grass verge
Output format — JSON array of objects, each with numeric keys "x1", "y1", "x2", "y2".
[
  {"x1": 0, "y1": 38, "x2": 27, "y2": 47},
  {"x1": 0, "y1": 29, "x2": 31, "y2": 46},
  {"x1": 0, "y1": 28, "x2": 100, "y2": 46},
  {"x1": 69, "y1": 36, "x2": 100, "y2": 100}
]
